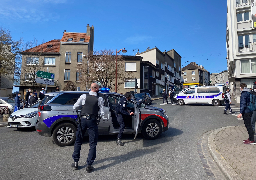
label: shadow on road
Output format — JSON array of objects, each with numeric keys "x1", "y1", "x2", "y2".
[
  {"x1": 79, "y1": 146, "x2": 160, "y2": 171},
  {"x1": 14, "y1": 127, "x2": 36, "y2": 132}
]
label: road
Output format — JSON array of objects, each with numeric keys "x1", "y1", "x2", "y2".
[{"x1": 0, "y1": 100, "x2": 244, "y2": 180}]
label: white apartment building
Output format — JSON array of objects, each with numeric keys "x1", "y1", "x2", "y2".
[{"x1": 227, "y1": 0, "x2": 256, "y2": 102}]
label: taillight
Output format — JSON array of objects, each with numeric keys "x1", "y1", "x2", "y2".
[
  {"x1": 222, "y1": 93, "x2": 224, "y2": 98},
  {"x1": 38, "y1": 112, "x2": 41, "y2": 117},
  {"x1": 37, "y1": 129, "x2": 42, "y2": 132},
  {"x1": 39, "y1": 105, "x2": 51, "y2": 111}
]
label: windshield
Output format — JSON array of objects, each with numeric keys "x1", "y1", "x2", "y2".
[{"x1": 40, "y1": 95, "x2": 55, "y2": 105}]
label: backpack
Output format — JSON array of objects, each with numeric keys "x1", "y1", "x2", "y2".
[
  {"x1": 248, "y1": 92, "x2": 256, "y2": 111},
  {"x1": 224, "y1": 93, "x2": 228, "y2": 102}
]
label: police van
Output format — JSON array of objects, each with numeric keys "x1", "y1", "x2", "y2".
[{"x1": 175, "y1": 85, "x2": 226, "y2": 106}]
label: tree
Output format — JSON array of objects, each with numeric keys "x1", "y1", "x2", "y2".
[
  {"x1": 0, "y1": 28, "x2": 22, "y2": 86},
  {"x1": 63, "y1": 81, "x2": 77, "y2": 91},
  {"x1": 77, "y1": 50, "x2": 134, "y2": 91}
]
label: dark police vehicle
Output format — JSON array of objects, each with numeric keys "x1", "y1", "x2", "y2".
[{"x1": 36, "y1": 90, "x2": 169, "y2": 146}]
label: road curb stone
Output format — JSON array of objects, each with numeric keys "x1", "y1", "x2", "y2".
[{"x1": 208, "y1": 126, "x2": 242, "y2": 180}]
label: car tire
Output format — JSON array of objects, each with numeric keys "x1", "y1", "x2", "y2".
[
  {"x1": 52, "y1": 123, "x2": 76, "y2": 147},
  {"x1": 212, "y1": 99, "x2": 220, "y2": 106},
  {"x1": 142, "y1": 119, "x2": 162, "y2": 140},
  {"x1": 178, "y1": 99, "x2": 184, "y2": 106}
]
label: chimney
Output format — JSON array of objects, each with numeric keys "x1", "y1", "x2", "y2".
[
  {"x1": 87, "y1": 24, "x2": 90, "y2": 36},
  {"x1": 63, "y1": 30, "x2": 66, "y2": 34}
]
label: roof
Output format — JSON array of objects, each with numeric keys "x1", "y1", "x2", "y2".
[
  {"x1": 60, "y1": 32, "x2": 90, "y2": 43},
  {"x1": 22, "y1": 39, "x2": 60, "y2": 54},
  {"x1": 182, "y1": 63, "x2": 199, "y2": 71}
]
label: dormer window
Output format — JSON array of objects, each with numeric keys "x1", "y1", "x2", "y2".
[
  {"x1": 80, "y1": 38, "x2": 85, "y2": 41},
  {"x1": 47, "y1": 44, "x2": 53, "y2": 48},
  {"x1": 67, "y1": 38, "x2": 73, "y2": 42}
]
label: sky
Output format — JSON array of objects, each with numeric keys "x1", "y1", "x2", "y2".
[{"x1": 0, "y1": 0, "x2": 227, "y2": 74}]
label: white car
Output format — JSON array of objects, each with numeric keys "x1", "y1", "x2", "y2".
[
  {"x1": 0, "y1": 99, "x2": 14, "y2": 114},
  {"x1": 7, "y1": 105, "x2": 38, "y2": 129}
]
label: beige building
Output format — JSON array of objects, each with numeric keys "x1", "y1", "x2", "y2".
[
  {"x1": 182, "y1": 62, "x2": 210, "y2": 88},
  {"x1": 19, "y1": 24, "x2": 94, "y2": 94}
]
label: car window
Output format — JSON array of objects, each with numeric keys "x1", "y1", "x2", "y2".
[
  {"x1": 7, "y1": 99, "x2": 14, "y2": 103},
  {"x1": 50, "y1": 93, "x2": 84, "y2": 105}
]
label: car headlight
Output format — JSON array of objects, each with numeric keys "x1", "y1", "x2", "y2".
[{"x1": 23, "y1": 112, "x2": 38, "y2": 118}]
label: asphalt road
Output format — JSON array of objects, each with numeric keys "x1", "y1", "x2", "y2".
[{"x1": 0, "y1": 100, "x2": 244, "y2": 180}]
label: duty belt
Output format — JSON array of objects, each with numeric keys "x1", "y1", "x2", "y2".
[{"x1": 81, "y1": 114, "x2": 96, "y2": 120}]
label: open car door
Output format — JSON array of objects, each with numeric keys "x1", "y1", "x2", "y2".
[{"x1": 133, "y1": 101, "x2": 140, "y2": 139}]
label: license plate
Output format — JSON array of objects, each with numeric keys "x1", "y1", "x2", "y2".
[{"x1": 10, "y1": 124, "x2": 18, "y2": 128}]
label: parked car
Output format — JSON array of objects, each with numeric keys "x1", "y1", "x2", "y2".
[
  {"x1": 134, "y1": 93, "x2": 152, "y2": 105},
  {"x1": 7, "y1": 93, "x2": 57, "y2": 129},
  {"x1": 0, "y1": 97, "x2": 24, "y2": 109},
  {"x1": 0, "y1": 98, "x2": 14, "y2": 114},
  {"x1": 36, "y1": 91, "x2": 169, "y2": 146}
]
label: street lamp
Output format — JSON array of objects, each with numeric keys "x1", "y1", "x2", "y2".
[{"x1": 115, "y1": 48, "x2": 127, "y2": 92}]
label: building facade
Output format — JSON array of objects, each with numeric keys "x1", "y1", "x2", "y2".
[
  {"x1": 227, "y1": 0, "x2": 256, "y2": 102},
  {"x1": 136, "y1": 47, "x2": 182, "y2": 96},
  {"x1": 182, "y1": 62, "x2": 210, "y2": 88},
  {"x1": 210, "y1": 70, "x2": 228, "y2": 86}
]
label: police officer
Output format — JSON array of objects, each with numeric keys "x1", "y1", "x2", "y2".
[
  {"x1": 224, "y1": 88, "x2": 232, "y2": 114},
  {"x1": 72, "y1": 83, "x2": 104, "y2": 172},
  {"x1": 116, "y1": 92, "x2": 134, "y2": 146}
]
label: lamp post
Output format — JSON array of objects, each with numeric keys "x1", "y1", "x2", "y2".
[{"x1": 115, "y1": 48, "x2": 127, "y2": 92}]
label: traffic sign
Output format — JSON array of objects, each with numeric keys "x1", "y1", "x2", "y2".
[
  {"x1": 36, "y1": 71, "x2": 55, "y2": 79},
  {"x1": 35, "y1": 78, "x2": 55, "y2": 85}
]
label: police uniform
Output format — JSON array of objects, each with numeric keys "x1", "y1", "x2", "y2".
[
  {"x1": 224, "y1": 90, "x2": 232, "y2": 114},
  {"x1": 72, "y1": 91, "x2": 104, "y2": 169},
  {"x1": 116, "y1": 96, "x2": 130, "y2": 140}
]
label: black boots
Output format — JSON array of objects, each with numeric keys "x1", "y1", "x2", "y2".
[
  {"x1": 86, "y1": 165, "x2": 94, "y2": 173},
  {"x1": 71, "y1": 162, "x2": 78, "y2": 170},
  {"x1": 116, "y1": 138, "x2": 124, "y2": 146},
  {"x1": 224, "y1": 110, "x2": 227, "y2": 114}
]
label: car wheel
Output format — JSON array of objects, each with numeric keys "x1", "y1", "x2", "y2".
[
  {"x1": 178, "y1": 99, "x2": 184, "y2": 106},
  {"x1": 212, "y1": 99, "x2": 220, "y2": 106},
  {"x1": 142, "y1": 119, "x2": 162, "y2": 140},
  {"x1": 53, "y1": 123, "x2": 76, "y2": 147}
]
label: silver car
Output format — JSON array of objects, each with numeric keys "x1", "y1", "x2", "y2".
[{"x1": 36, "y1": 91, "x2": 169, "y2": 146}]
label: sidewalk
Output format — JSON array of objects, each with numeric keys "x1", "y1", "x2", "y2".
[{"x1": 207, "y1": 99, "x2": 256, "y2": 180}]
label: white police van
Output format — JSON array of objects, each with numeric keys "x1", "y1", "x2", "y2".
[{"x1": 175, "y1": 85, "x2": 226, "y2": 106}]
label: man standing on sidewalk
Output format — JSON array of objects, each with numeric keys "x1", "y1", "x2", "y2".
[
  {"x1": 237, "y1": 83, "x2": 255, "y2": 144},
  {"x1": 251, "y1": 84, "x2": 256, "y2": 134},
  {"x1": 224, "y1": 88, "x2": 232, "y2": 114}
]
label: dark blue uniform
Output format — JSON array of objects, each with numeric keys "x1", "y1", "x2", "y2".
[
  {"x1": 72, "y1": 93, "x2": 103, "y2": 166},
  {"x1": 117, "y1": 96, "x2": 130, "y2": 139}
]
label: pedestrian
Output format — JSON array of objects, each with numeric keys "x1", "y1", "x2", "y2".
[
  {"x1": 251, "y1": 84, "x2": 256, "y2": 134},
  {"x1": 25, "y1": 88, "x2": 31, "y2": 107},
  {"x1": 33, "y1": 90, "x2": 38, "y2": 101},
  {"x1": 224, "y1": 88, "x2": 232, "y2": 114},
  {"x1": 55, "y1": 86, "x2": 59, "y2": 92},
  {"x1": 169, "y1": 88, "x2": 174, "y2": 105},
  {"x1": 14, "y1": 93, "x2": 21, "y2": 112},
  {"x1": 237, "y1": 83, "x2": 255, "y2": 144},
  {"x1": 162, "y1": 89, "x2": 168, "y2": 104},
  {"x1": 29, "y1": 93, "x2": 37, "y2": 106},
  {"x1": 116, "y1": 92, "x2": 134, "y2": 146},
  {"x1": 39, "y1": 88, "x2": 45, "y2": 100},
  {"x1": 72, "y1": 83, "x2": 104, "y2": 172}
]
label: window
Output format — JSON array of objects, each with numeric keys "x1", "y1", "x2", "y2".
[
  {"x1": 192, "y1": 71, "x2": 195, "y2": 75},
  {"x1": 237, "y1": 11, "x2": 250, "y2": 22},
  {"x1": 144, "y1": 66, "x2": 148, "y2": 78},
  {"x1": 66, "y1": 52, "x2": 71, "y2": 63},
  {"x1": 26, "y1": 57, "x2": 39, "y2": 65},
  {"x1": 241, "y1": 59, "x2": 256, "y2": 73},
  {"x1": 51, "y1": 93, "x2": 83, "y2": 105},
  {"x1": 64, "y1": 69, "x2": 70, "y2": 80},
  {"x1": 125, "y1": 63, "x2": 136, "y2": 71},
  {"x1": 156, "y1": 59, "x2": 159, "y2": 65},
  {"x1": 67, "y1": 38, "x2": 73, "y2": 42},
  {"x1": 192, "y1": 77, "x2": 195, "y2": 81},
  {"x1": 184, "y1": 78, "x2": 187, "y2": 82},
  {"x1": 152, "y1": 70, "x2": 155, "y2": 78},
  {"x1": 161, "y1": 75, "x2": 165, "y2": 81},
  {"x1": 253, "y1": 34, "x2": 256, "y2": 43},
  {"x1": 156, "y1": 71, "x2": 159, "y2": 77},
  {"x1": 44, "y1": 57, "x2": 55, "y2": 65},
  {"x1": 77, "y1": 52, "x2": 82, "y2": 63},
  {"x1": 124, "y1": 79, "x2": 135, "y2": 88},
  {"x1": 161, "y1": 63, "x2": 165, "y2": 70},
  {"x1": 25, "y1": 73, "x2": 34, "y2": 80},
  {"x1": 174, "y1": 62, "x2": 176, "y2": 68},
  {"x1": 80, "y1": 38, "x2": 85, "y2": 41},
  {"x1": 183, "y1": 72, "x2": 187, "y2": 76},
  {"x1": 76, "y1": 72, "x2": 80, "y2": 81},
  {"x1": 197, "y1": 87, "x2": 220, "y2": 93}
]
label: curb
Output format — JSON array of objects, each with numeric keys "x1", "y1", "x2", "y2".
[
  {"x1": 0, "y1": 123, "x2": 7, "y2": 127},
  {"x1": 208, "y1": 126, "x2": 242, "y2": 180}
]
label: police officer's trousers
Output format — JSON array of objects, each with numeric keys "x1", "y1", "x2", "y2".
[
  {"x1": 117, "y1": 114, "x2": 125, "y2": 139},
  {"x1": 72, "y1": 117, "x2": 98, "y2": 165}
]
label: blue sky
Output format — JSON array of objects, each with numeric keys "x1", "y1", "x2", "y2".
[{"x1": 0, "y1": 0, "x2": 227, "y2": 74}]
